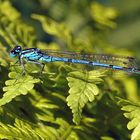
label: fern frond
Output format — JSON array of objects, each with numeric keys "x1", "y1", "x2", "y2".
[
  {"x1": 56, "y1": 118, "x2": 79, "y2": 140},
  {"x1": 31, "y1": 14, "x2": 95, "y2": 52},
  {"x1": 90, "y1": 2, "x2": 117, "y2": 28},
  {"x1": 66, "y1": 70, "x2": 106, "y2": 124},
  {"x1": 0, "y1": 45, "x2": 9, "y2": 67},
  {"x1": 0, "y1": 1, "x2": 36, "y2": 48},
  {"x1": 32, "y1": 14, "x2": 72, "y2": 46},
  {"x1": 0, "y1": 72, "x2": 39, "y2": 106},
  {"x1": 0, "y1": 118, "x2": 44, "y2": 140},
  {"x1": 117, "y1": 97, "x2": 140, "y2": 140},
  {"x1": 0, "y1": 1, "x2": 20, "y2": 21}
]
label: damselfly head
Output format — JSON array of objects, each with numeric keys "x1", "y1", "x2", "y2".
[{"x1": 10, "y1": 45, "x2": 22, "y2": 57}]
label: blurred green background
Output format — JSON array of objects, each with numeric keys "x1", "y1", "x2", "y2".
[
  {"x1": 11, "y1": 0, "x2": 140, "y2": 55},
  {"x1": 11, "y1": 0, "x2": 140, "y2": 99}
]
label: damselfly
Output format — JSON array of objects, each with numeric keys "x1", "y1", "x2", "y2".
[{"x1": 10, "y1": 45, "x2": 140, "y2": 76}]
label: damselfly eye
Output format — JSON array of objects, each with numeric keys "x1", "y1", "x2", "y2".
[
  {"x1": 14, "y1": 45, "x2": 22, "y2": 52},
  {"x1": 10, "y1": 45, "x2": 22, "y2": 57}
]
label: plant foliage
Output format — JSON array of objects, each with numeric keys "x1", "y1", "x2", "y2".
[
  {"x1": 67, "y1": 70, "x2": 106, "y2": 124},
  {"x1": 117, "y1": 97, "x2": 140, "y2": 140},
  {"x1": 0, "y1": 0, "x2": 139, "y2": 140}
]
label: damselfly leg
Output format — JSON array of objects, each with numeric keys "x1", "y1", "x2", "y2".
[
  {"x1": 10, "y1": 59, "x2": 20, "y2": 67},
  {"x1": 27, "y1": 60, "x2": 45, "y2": 74},
  {"x1": 13, "y1": 57, "x2": 26, "y2": 84},
  {"x1": 14, "y1": 59, "x2": 45, "y2": 83}
]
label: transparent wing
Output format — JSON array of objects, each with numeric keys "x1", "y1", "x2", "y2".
[{"x1": 41, "y1": 49, "x2": 137, "y2": 68}]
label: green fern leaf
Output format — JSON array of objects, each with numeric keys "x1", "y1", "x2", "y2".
[
  {"x1": 0, "y1": 1, "x2": 20, "y2": 21},
  {"x1": 66, "y1": 70, "x2": 106, "y2": 124},
  {"x1": 0, "y1": 72, "x2": 39, "y2": 106},
  {"x1": 56, "y1": 118, "x2": 79, "y2": 140},
  {"x1": 0, "y1": 1, "x2": 36, "y2": 47},
  {"x1": 90, "y1": 2, "x2": 117, "y2": 28},
  {"x1": 0, "y1": 46, "x2": 9, "y2": 67},
  {"x1": 31, "y1": 14, "x2": 72, "y2": 46},
  {"x1": 0, "y1": 118, "x2": 44, "y2": 140},
  {"x1": 117, "y1": 97, "x2": 140, "y2": 140}
]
